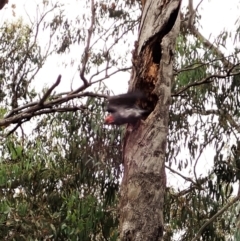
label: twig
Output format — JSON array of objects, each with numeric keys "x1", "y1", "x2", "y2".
[
  {"x1": 80, "y1": 0, "x2": 95, "y2": 86},
  {"x1": 195, "y1": 0, "x2": 204, "y2": 13},
  {"x1": 38, "y1": 75, "x2": 61, "y2": 106},
  {"x1": 166, "y1": 165, "x2": 196, "y2": 185},
  {"x1": 70, "y1": 66, "x2": 131, "y2": 95},
  {"x1": 6, "y1": 119, "x2": 29, "y2": 137},
  {"x1": 90, "y1": 67, "x2": 132, "y2": 85},
  {"x1": 89, "y1": 65, "x2": 113, "y2": 83},
  {"x1": 169, "y1": 171, "x2": 214, "y2": 197}
]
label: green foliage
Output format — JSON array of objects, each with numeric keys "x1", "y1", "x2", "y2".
[
  {"x1": 0, "y1": 19, "x2": 37, "y2": 107},
  {"x1": 0, "y1": 1, "x2": 139, "y2": 238},
  {"x1": 165, "y1": 7, "x2": 240, "y2": 241},
  {"x1": 0, "y1": 95, "x2": 122, "y2": 240}
]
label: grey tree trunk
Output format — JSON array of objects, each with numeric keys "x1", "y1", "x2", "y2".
[
  {"x1": 0, "y1": 0, "x2": 8, "y2": 10},
  {"x1": 119, "y1": 1, "x2": 182, "y2": 240}
]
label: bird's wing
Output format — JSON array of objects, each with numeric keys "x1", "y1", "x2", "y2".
[{"x1": 106, "y1": 91, "x2": 145, "y2": 112}]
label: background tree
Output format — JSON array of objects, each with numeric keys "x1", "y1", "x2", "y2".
[{"x1": 164, "y1": 1, "x2": 240, "y2": 240}]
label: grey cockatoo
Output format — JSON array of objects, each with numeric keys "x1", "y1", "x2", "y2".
[{"x1": 104, "y1": 91, "x2": 148, "y2": 125}]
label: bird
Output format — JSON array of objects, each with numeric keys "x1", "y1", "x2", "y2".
[{"x1": 104, "y1": 91, "x2": 149, "y2": 125}]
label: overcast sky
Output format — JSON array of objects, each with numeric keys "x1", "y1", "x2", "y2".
[{"x1": 1, "y1": 0, "x2": 239, "y2": 95}]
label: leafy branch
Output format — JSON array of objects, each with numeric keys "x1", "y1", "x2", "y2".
[
  {"x1": 173, "y1": 69, "x2": 240, "y2": 96},
  {"x1": 182, "y1": 0, "x2": 234, "y2": 70},
  {"x1": 191, "y1": 195, "x2": 240, "y2": 241}
]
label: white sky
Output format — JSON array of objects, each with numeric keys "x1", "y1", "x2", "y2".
[
  {"x1": 1, "y1": 0, "x2": 240, "y2": 191},
  {"x1": 1, "y1": 0, "x2": 239, "y2": 95}
]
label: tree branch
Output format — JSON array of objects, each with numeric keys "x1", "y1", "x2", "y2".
[
  {"x1": 191, "y1": 195, "x2": 240, "y2": 241},
  {"x1": 182, "y1": 13, "x2": 234, "y2": 70},
  {"x1": 38, "y1": 75, "x2": 61, "y2": 106},
  {"x1": 80, "y1": 0, "x2": 95, "y2": 86},
  {"x1": 5, "y1": 105, "x2": 89, "y2": 136},
  {"x1": 166, "y1": 165, "x2": 196, "y2": 185},
  {"x1": 0, "y1": 0, "x2": 8, "y2": 10},
  {"x1": 172, "y1": 71, "x2": 240, "y2": 96},
  {"x1": 2, "y1": 85, "x2": 108, "y2": 132},
  {"x1": 175, "y1": 54, "x2": 240, "y2": 76},
  {"x1": 90, "y1": 66, "x2": 132, "y2": 85}
]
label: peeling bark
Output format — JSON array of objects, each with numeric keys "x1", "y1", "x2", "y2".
[{"x1": 119, "y1": 1, "x2": 181, "y2": 240}]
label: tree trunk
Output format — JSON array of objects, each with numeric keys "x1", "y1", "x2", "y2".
[
  {"x1": 119, "y1": 1, "x2": 182, "y2": 240},
  {"x1": 0, "y1": 0, "x2": 8, "y2": 10}
]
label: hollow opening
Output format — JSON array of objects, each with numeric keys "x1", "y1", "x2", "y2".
[{"x1": 152, "y1": 42, "x2": 161, "y2": 64}]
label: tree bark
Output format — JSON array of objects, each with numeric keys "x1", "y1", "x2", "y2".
[
  {"x1": 119, "y1": 1, "x2": 181, "y2": 240},
  {"x1": 0, "y1": 0, "x2": 8, "y2": 10}
]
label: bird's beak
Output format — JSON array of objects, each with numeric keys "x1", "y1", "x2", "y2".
[{"x1": 104, "y1": 115, "x2": 114, "y2": 124}]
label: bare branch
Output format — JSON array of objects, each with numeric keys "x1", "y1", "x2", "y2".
[
  {"x1": 89, "y1": 65, "x2": 113, "y2": 83},
  {"x1": 7, "y1": 106, "x2": 84, "y2": 135},
  {"x1": 6, "y1": 102, "x2": 37, "y2": 119},
  {"x1": 6, "y1": 84, "x2": 108, "y2": 121},
  {"x1": 38, "y1": 75, "x2": 61, "y2": 106},
  {"x1": 90, "y1": 66, "x2": 132, "y2": 85},
  {"x1": 7, "y1": 119, "x2": 30, "y2": 137},
  {"x1": 80, "y1": 0, "x2": 95, "y2": 86},
  {"x1": 168, "y1": 171, "x2": 214, "y2": 199},
  {"x1": 166, "y1": 165, "x2": 196, "y2": 185},
  {"x1": 195, "y1": 0, "x2": 204, "y2": 13},
  {"x1": 2, "y1": 84, "x2": 109, "y2": 133},
  {"x1": 187, "y1": 0, "x2": 203, "y2": 28},
  {"x1": 187, "y1": 0, "x2": 195, "y2": 28}
]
